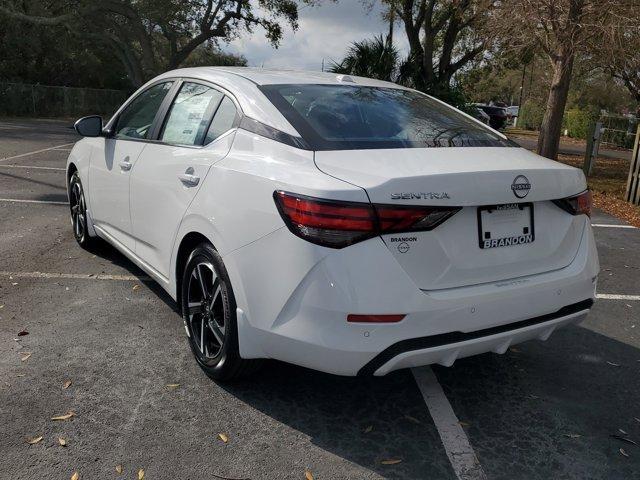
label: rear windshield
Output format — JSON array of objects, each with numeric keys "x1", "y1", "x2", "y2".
[{"x1": 259, "y1": 84, "x2": 513, "y2": 151}]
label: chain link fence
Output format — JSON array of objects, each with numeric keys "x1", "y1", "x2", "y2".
[
  {"x1": 600, "y1": 114, "x2": 639, "y2": 150},
  {"x1": 0, "y1": 82, "x2": 129, "y2": 118}
]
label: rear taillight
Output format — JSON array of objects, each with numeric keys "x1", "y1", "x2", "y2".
[
  {"x1": 553, "y1": 190, "x2": 592, "y2": 217},
  {"x1": 273, "y1": 191, "x2": 461, "y2": 248}
]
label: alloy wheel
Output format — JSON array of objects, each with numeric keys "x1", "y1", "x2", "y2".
[
  {"x1": 69, "y1": 177, "x2": 86, "y2": 242},
  {"x1": 186, "y1": 261, "x2": 226, "y2": 358}
]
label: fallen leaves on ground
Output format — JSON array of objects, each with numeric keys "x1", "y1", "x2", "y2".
[
  {"x1": 459, "y1": 421, "x2": 471, "y2": 427},
  {"x1": 363, "y1": 425, "x2": 373, "y2": 433},
  {"x1": 58, "y1": 437, "x2": 67, "y2": 447},
  {"x1": 132, "y1": 284, "x2": 140, "y2": 292},
  {"x1": 381, "y1": 459, "x2": 402, "y2": 465},
  {"x1": 51, "y1": 411, "x2": 76, "y2": 421},
  {"x1": 563, "y1": 433, "x2": 582, "y2": 439},
  {"x1": 17, "y1": 329, "x2": 29, "y2": 336},
  {"x1": 166, "y1": 383, "x2": 180, "y2": 389},
  {"x1": 404, "y1": 415, "x2": 421, "y2": 424},
  {"x1": 218, "y1": 433, "x2": 229, "y2": 443},
  {"x1": 20, "y1": 352, "x2": 32, "y2": 362},
  {"x1": 71, "y1": 472, "x2": 79, "y2": 480},
  {"x1": 63, "y1": 380, "x2": 72, "y2": 389},
  {"x1": 305, "y1": 470, "x2": 314, "y2": 480},
  {"x1": 115, "y1": 465, "x2": 123, "y2": 475},
  {"x1": 611, "y1": 434, "x2": 637, "y2": 446},
  {"x1": 27, "y1": 436, "x2": 43, "y2": 445},
  {"x1": 138, "y1": 468, "x2": 145, "y2": 479}
]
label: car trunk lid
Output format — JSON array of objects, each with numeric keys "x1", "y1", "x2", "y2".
[{"x1": 314, "y1": 147, "x2": 587, "y2": 290}]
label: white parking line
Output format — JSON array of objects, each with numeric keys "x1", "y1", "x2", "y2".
[
  {"x1": 0, "y1": 198, "x2": 68, "y2": 205},
  {"x1": 0, "y1": 143, "x2": 74, "y2": 162},
  {"x1": 592, "y1": 224, "x2": 637, "y2": 229},
  {"x1": 597, "y1": 293, "x2": 640, "y2": 301},
  {"x1": 412, "y1": 367, "x2": 487, "y2": 480},
  {"x1": 0, "y1": 164, "x2": 66, "y2": 171},
  {"x1": 0, "y1": 271, "x2": 150, "y2": 282}
]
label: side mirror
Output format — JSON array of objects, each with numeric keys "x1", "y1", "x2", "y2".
[{"x1": 74, "y1": 115, "x2": 103, "y2": 137}]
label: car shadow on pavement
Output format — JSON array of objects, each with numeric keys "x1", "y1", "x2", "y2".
[
  {"x1": 218, "y1": 324, "x2": 639, "y2": 480},
  {"x1": 84, "y1": 238, "x2": 179, "y2": 314},
  {"x1": 433, "y1": 324, "x2": 640, "y2": 480},
  {"x1": 220, "y1": 361, "x2": 456, "y2": 479}
]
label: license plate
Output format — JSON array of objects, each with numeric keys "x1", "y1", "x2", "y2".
[{"x1": 477, "y1": 203, "x2": 534, "y2": 249}]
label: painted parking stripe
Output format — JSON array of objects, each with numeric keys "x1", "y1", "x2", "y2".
[
  {"x1": 0, "y1": 271, "x2": 150, "y2": 282},
  {"x1": 597, "y1": 293, "x2": 640, "y2": 301},
  {"x1": 0, "y1": 143, "x2": 74, "y2": 162},
  {"x1": 591, "y1": 224, "x2": 637, "y2": 229},
  {"x1": 0, "y1": 198, "x2": 68, "y2": 205},
  {"x1": 0, "y1": 164, "x2": 66, "y2": 171},
  {"x1": 412, "y1": 367, "x2": 487, "y2": 480}
]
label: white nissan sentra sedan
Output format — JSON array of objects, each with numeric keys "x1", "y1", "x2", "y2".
[{"x1": 67, "y1": 68, "x2": 599, "y2": 380}]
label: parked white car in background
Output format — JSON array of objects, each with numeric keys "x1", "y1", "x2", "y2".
[{"x1": 67, "y1": 68, "x2": 599, "y2": 380}]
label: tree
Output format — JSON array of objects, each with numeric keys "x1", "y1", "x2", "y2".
[
  {"x1": 597, "y1": 6, "x2": 640, "y2": 108},
  {"x1": 329, "y1": 35, "x2": 399, "y2": 82},
  {"x1": 0, "y1": 0, "x2": 314, "y2": 87},
  {"x1": 489, "y1": 0, "x2": 633, "y2": 159},
  {"x1": 377, "y1": 0, "x2": 495, "y2": 101}
]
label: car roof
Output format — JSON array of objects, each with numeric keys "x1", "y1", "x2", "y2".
[
  {"x1": 169, "y1": 66, "x2": 404, "y2": 88},
  {"x1": 147, "y1": 67, "x2": 408, "y2": 137}
]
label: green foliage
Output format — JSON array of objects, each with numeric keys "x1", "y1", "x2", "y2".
[
  {"x1": 518, "y1": 100, "x2": 545, "y2": 130},
  {"x1": 329, "y1": 35, "x2": 398, "y2": 82},
  {"x1": 563, "y1": 107, "x2": 598, "y2": 140},
  {"x1": 180, "y1": 45, "x2": 247, "y2": 68}
]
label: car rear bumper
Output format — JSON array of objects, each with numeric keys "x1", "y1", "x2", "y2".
[
  {"x1": 224, "y1": 218, "x2": 599, "y2": 376},
  {"x1": 359, "y1": 299, "x2": 592, "y2": 375}
]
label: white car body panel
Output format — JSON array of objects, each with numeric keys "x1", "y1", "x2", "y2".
[
  {"x1": 88, "y1": 138, "x2": 146, "y2": 251},
  {"x1": 66, "y1": 67, "x2": 599, "y2": 377}
]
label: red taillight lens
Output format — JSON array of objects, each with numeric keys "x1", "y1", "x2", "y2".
[
  {"x1": 553, "y1": 190, "x2": 592, "y2": 217},
  {"x1": 274, "y1": 191, "x2": 461, "y2": 248},
  {"x1": 274, "y1": 191, "x2": 377, "y2": 247}
]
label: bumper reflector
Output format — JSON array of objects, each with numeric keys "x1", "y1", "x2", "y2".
[{"x1": 347, "y1": 314, "x2": 405, "y2": 323}]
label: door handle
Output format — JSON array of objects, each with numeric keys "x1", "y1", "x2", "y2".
[
  {"x1": 178, "y1": 172, "x2": 200, "y2": 187},
  {"x1": 119, "y1": 160, "x2": 132, "y2": 171}
]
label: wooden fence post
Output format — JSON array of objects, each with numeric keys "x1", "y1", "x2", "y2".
[
  {"x1": 625, "y1": 124, "x2": 640, "y2": 206},
  {"x1": 583, "y1": 121, "x2": 602, "y2": 177}
]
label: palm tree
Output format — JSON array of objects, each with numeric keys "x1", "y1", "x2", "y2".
[{"x1": 329, "y1": 35, "x2": 399, "y2": 82}]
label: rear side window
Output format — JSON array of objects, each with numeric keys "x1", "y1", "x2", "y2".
[
  {"x1": 205, "y1": 96, "x2": 238, "y2": 144},
  {"x1": 161, "y1": 82, "x2": 224, "y2": 146},
  {"x1": 259, "y1": 84, "x2": 513, "y2": 150},
  {"x1": 115, "y1": 82, "x2": 173, "y2": 140}
]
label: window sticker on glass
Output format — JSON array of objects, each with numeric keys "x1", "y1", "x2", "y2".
[{"x1": 161, "y1": 83, "x2": 223, "y2": 146}]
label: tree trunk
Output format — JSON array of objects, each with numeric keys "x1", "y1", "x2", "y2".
[{"x1": 537, "y1": 53, "x2": 574, "y2": 159}]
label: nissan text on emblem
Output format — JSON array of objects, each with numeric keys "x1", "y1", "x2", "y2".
[{"x1": 511, "y1": 175, "x2": 531, "y2": 199}]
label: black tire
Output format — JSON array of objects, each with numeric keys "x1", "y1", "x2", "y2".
[
  {"x1": 181, "y1": 242, "x2": 261, "y2": 381},
  {"x1": 68, "y1": 171, "x2": 95, "y2": 249}
]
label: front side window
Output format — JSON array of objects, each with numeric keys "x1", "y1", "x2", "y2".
[
  {"x1": 260, "y1": 84, "x2": 513, "y2": 151},
  {"x1": 115, "y1": 82, "x2": 173, "y2": 140},
  {"x1": 161, "y1": 82, "x2": 224, "y2": 146}
]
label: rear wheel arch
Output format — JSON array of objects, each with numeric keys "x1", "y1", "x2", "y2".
[
  {"x1": 66, "y1": 163, "x2": 78, "y2": 192},
  {"x1": 175, "y1": 232, "x2": 216, "y2": 310}
]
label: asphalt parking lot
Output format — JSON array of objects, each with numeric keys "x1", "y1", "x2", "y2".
[{"x1": 1, "y1": 118, "x2": 639, "y2": 480}]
